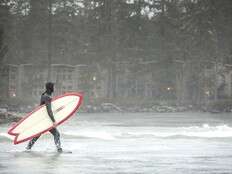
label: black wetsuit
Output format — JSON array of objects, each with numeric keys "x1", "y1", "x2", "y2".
[{"x1": 26, "y1": 92, "x2": 62, "y2": 150}]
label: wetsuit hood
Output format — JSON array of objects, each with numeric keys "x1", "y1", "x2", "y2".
[{"x1": 45, "y1": 82, "x2": 54, "y2": 94}]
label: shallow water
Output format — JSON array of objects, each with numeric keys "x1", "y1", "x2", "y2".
[{"x1": 1, "y1": 112, "x2": 232, "y2": 174}]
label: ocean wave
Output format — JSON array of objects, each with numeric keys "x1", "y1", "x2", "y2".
[
  {"x1": 121, "y1": 124, "x2": 232, "y2": 139},
  {"x1": 61, "y1": 124, "x2": 232, "y2": 140},
  {"x1": 62, "y1": 131, "x2": 116, "y2": 140},
  {"x1": 1, "y1": 124, "x2": 232, "y2": 142},
  {"x1": 0, "y1": 133, "x2": 14, "y2": 142}
]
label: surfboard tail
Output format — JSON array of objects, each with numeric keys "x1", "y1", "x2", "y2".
[
  {"x1": 7, "y1": 131, "x2": 19, "y2": 144},
  {"x1": 8, "y1": 127, "x2": 20, "y2": 144}
]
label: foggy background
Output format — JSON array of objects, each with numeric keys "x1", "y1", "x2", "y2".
[
  {"x1": 2, "y1": 2, "x2": 232, "y2": 173},
  {"x1": 0, "y1": 0, "x2": 232, "y2": 112}
]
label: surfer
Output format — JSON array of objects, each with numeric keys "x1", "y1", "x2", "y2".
[{"x1": 26, "y1": 82, "x2": 63, "y2": 152}]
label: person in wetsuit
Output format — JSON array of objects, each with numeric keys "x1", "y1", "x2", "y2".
[{"x1": 26, "y1": 82, "x2": 63, "y2": 152}]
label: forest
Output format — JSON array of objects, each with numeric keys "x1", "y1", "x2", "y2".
[{"x1": 0, "y1": 0, "x2": 232, "y2": 108}]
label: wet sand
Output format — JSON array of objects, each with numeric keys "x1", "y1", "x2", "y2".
[{"x1": 1, "y1": 112, "x2": 232, "y2": 174}]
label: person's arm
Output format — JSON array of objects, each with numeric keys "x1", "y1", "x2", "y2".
[{"x1": 44, "y1": 96, "x2": 56, "y2": 123}]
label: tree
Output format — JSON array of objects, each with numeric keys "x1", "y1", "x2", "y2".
[{"x1": 0, "y1": 1, "x2": 10, "y2": 98}]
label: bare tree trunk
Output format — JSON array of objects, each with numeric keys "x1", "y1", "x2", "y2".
[
  {"x1": 47, "y1": 0, "x2": 52, "y2": 81},
  {"x1": 214, "y1": 61, "x2": 218, "y2": 101}
]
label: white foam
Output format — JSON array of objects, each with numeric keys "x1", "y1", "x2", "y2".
[
  {"x1": 0, "y1": 132, "x2": 14, "y2": 140},
  {"x1": 62, "y1": 124, "x2": 232, "y2": 140},
  {"x1": 63, "y1": 130, "x2": 116, "y2": 140},
  {"x1": 126, "y1": 124, "x2": 232, "y2": 138}
]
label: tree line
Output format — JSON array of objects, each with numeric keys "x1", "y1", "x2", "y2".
[{"x1": 0, "y1": 0, "x2": 232, "y2": 105}]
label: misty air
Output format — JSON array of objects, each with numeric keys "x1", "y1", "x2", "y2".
[{"x1": 0, "y1": 0, "x2": 232, "y2": 174}]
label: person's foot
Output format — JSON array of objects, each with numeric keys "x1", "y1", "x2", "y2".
[
  {"x1": 25, "y1": 146, "x2": 31, "y2": 151},
  {"x1": 57, "y1": 147, "x2": 63, "y2": 153}
]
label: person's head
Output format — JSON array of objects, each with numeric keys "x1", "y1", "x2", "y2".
[{"x1": 45, "y1": 82, "x2": 54, "y2": 94}]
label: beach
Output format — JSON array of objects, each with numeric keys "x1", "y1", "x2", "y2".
[{"x1": 1, "y1": 112, "x2": 232, "y2": 174}]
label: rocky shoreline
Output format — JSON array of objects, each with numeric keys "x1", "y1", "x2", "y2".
[{"x1": 0, "y1": 103, "x2": 229, "y2": 125}]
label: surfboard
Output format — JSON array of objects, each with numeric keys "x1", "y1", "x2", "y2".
[{"x1": 8, "y1": 92, "x2": 83, "y2": 145}]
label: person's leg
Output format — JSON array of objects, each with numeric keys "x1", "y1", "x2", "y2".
[
  {"x1": 26, "y1": 135, "x2": 41, "y2": 150},
  {"x1": 49, "y1": 128, "x2": 62, "y2": 152}
]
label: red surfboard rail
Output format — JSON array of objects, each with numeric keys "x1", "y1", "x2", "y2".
[{"x1": 8, "y1": 92, "x2": 83, "y2": 144}]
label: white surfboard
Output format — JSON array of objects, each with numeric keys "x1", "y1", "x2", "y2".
[{"x1": 8, "y1": 92, "x2": 83, "y2": 144}]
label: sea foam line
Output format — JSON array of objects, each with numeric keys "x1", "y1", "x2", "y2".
[{"x1": 62, "y1": 124, "x2": 232, "y2": 139}]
